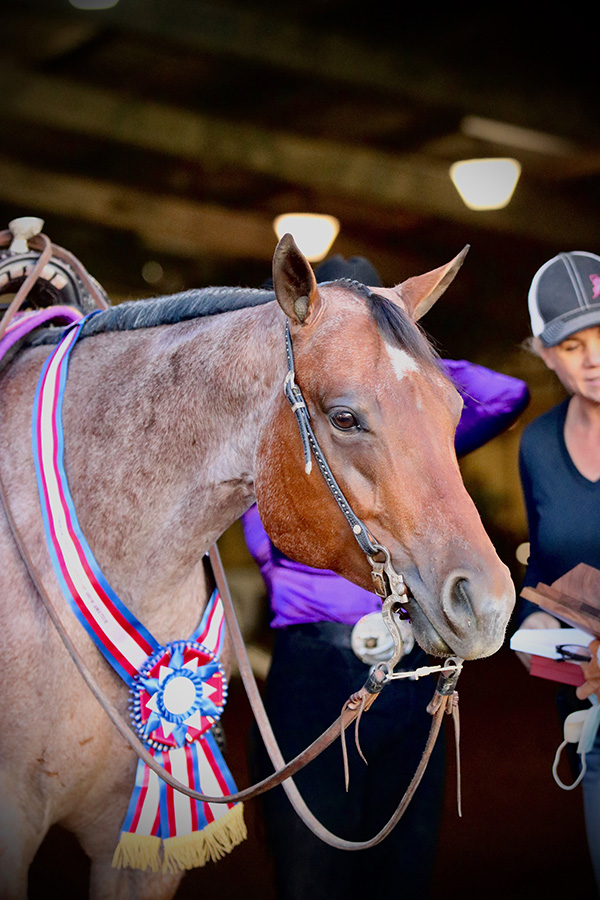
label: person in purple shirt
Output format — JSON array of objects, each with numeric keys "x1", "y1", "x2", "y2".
[{"x1": 244, "y1": 254, "x2": 529, "y2": 900}]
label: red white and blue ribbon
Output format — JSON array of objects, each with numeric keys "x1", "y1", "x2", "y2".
[{"x1": 32, "y1": 318, "x2": 246, "y2": 872}]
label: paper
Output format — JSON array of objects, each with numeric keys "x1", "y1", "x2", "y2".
[
  {"x1": 510, "y1": 627, "x2": 592, "y2": 686},
  {"x1": 510, "y1": 627, "x2": 593, "y2": 659}
]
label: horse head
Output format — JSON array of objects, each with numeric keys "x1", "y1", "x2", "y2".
[{"x1": 254, "y1": 234, "x2": 514, "y2": 660}]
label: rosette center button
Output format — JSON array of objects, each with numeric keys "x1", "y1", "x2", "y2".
[{"x1": 162, "y1": 674, "x2": 197, "y2": 715}]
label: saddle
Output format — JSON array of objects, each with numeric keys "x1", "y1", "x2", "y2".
[{"x1": 0, "y1": 216, "x2": 109, "y2": 365}]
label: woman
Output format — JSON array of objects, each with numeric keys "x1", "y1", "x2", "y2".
[{"x1": 518, "y1": 250, "x2": 600, "y2": 891}]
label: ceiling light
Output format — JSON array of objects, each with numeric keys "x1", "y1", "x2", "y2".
[
  {"x1": 460, "y1": 116, "x2": 574, "y2": 157},
  {"x1": 273, "y1": 213, "x2": 340, "y2": 262},
  {"x1": 68, "y1": 0, "x2": 120, "y2": 9},
  {"x1": 449, "y1": 158, "x2": 522, "y2": 210},
  {"x1": 141, "y1": 261, "x2": 164, "y2": 285}
]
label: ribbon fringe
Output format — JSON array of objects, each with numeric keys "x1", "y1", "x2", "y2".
[
  {"x1": 163, "y1": 803, "x2": 247, "y2": 873},
  {"x1": 113, "y1": 803, "x2": 247, "y2": 873},
  {"x1": 112, "y1": 833, "x2": 161, "y2": 872}
]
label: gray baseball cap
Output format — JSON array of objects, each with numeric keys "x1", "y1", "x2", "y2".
[{"x1": 528, "y1": 251, "x2": 600, "y2": 346}]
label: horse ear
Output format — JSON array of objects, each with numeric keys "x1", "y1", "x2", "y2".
[
  {"x1": 398, "y1": 245, "x2": 469, "y2": 321},
  {"x1": 272, "y1": 233, "x2": 320, "y2": 325}
]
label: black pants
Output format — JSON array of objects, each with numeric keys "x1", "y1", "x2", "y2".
[{"x1": 249, "y1": 624, "x2": 446, "y2": 900}]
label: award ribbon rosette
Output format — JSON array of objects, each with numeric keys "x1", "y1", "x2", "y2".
[{"x1": 31, "y1": 318, "x2": 246, "y2": 872}]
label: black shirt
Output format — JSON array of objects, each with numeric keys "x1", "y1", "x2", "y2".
[{"x1": 519, "y1": 397, "x2": 600, "y2": 622}]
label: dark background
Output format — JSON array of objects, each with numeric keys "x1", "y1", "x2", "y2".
[
  {"x1": 4, "y1": 1, "x2": 599, "y2": 896},
  {"x1": 29, "y1": 650, "x2": 598, "y2": 899}
]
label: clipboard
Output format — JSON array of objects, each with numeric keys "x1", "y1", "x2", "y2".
[
  {"x1": 520, "y1": 563, "x2": 600, "y2": 639},
  {"x1": 510, "y1": 626, "x2": 589, "y2": 686}
]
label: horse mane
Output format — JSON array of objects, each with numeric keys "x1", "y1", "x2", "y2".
[
  {"x1": 31, "y1": 286, "x2": 276, "y2": 345},
  {"x1": 29, "y1": 279, "x2": 438, "y2": 368}
]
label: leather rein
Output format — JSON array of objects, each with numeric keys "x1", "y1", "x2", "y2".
[{"x1": 0, "y1": 226, "x2": 462, "y2": 850}]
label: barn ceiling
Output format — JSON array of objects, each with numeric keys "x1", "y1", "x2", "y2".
[{"x1": 1, "y1": 0, "x2": 599, "y2": 360}]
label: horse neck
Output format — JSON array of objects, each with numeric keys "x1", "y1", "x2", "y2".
[{"x1": 64, "y1": 300, "x2": 285, "y2": 635}]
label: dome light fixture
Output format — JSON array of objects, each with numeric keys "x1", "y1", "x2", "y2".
[
  {"x1": 273, "y1": 213, "x2": 340, "y2": 262},
  {"x1": 449, "y1": 158, "x2": 522, "y2": 210}
]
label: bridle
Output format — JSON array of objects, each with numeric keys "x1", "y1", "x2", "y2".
[
  {"x1": 284, "y1": 320, "x2": 409, "y2": 610},
  {"x1": 0, "y1": 221, "x2": 462, "y2": 851},
  {"x1": 283, "y1": 320, "x2": 407, "y2": 616}
]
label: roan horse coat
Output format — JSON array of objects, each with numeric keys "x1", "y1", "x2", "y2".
[{"x1": 0, "y1": 236, "x2": 514, "y2": 898}]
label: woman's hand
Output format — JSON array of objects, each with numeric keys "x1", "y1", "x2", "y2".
[
  {"x1": 514, "y1": 610, "x2": 561, "y2": 672},
  {"x1": 576, "y1": 638, "x2": 600, "y2": 703}
]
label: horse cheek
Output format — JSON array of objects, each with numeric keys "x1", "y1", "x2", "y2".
[
  {"x1": 254, "y1": 410, "x2": 368, "y2": 580},
  {"x1": 254, "y1": 416, "x2": 325, "y2": 565}
]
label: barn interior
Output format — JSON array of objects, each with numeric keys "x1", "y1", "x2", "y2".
[{"x1": 3, "y1": 1, "x2": 600, "y2": 897}]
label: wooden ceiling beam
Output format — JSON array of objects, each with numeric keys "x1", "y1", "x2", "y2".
[
  {"x1": 0, "y1": 154, "x2": 275, "y2": 260},
  {"x1": 1, "y1": 65, "x2": 597, "y2": 247},
  {"x1": 27, "y1": 0, "x2": 598, "y2": 145},
  {"x1": 0, "y1": 155, "x2": 410, "y2": 279}
]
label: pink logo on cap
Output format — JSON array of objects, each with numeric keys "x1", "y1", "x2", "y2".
[{"x1": 590, "y1": 274, "x2": 600, "y2": 299}]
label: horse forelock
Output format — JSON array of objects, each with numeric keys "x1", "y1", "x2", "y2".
[{"x1": 324, "y1": 278, "x2": 439, "y2": 368}]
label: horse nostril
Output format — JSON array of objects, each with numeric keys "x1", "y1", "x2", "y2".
[
  {"x1": 444, "y1": 575, "x2": 475, "y2": 630},
  {"x1": 455, "y1": 576, "x2": 470, "y2": 607}
]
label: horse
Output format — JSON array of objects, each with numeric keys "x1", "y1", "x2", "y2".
[{"x1": 0, "y1": 233, "x2": 515, "y2": 899}]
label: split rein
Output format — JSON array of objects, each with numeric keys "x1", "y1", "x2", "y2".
[{"x1": 0, "y1": 238, "x2": 463, "y2": 850}]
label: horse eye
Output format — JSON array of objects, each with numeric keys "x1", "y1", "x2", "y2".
[{"x1": 329, "y1": 409, "x2": 360, "y2": 431}]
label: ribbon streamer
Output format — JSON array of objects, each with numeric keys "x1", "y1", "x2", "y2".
[{"x1": 32, "y1": 317, "x2": 245, "y2": 871}]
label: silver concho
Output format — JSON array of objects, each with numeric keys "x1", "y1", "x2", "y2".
[{"x1": 351, "y1": 611, "x2": 414, "y2": 666}]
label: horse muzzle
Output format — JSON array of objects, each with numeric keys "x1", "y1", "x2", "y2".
[{"x1": 398, "y1": 563, "x2": 515, "y2": 660}]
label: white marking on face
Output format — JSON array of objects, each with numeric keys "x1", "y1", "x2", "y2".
[{"x1": 386, "y1": 345, "x2": 420, "y2": 380}]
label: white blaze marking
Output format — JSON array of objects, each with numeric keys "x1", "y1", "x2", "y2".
[{"x1": 386, "y1": 345, "x2": 420, "y2": 380}]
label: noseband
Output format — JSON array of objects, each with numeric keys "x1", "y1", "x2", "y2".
[{"x1": 283, "y1": 321, "x2": 410, "y2": 633}]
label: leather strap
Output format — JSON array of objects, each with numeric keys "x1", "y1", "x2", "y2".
[
  {"x1": 283, "y1": 321, "x2": 384, "y2": 559},
  {"x1": 0, "y1": 233, "x2": 54, "y2": 341},
  {"x1": 215, "y1": 501, "x2": 453, "y2": 846}
]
